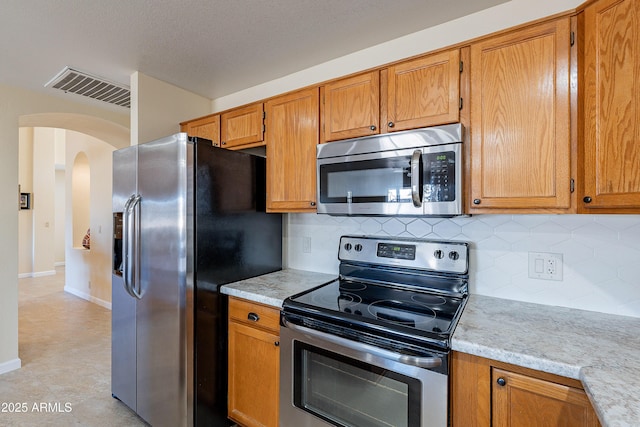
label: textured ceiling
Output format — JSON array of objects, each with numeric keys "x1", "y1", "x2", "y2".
[{"x1": 0, "y1": 0, "x2": 507, "y2": 106}]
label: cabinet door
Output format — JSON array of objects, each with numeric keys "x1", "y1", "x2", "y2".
[
  {"x1": 228, "y1": 321, "x2": 279, "y2": 427},
  {"x1": 582, "y1": 0, "x2": 640, "y2": 211},
  {"x1": 265, "y1": 87, "x2": 319, "y2": 212},
  {"x1": 469, "y1": 18, "x2": 572, "y2": 211},
  {"x1": 322, "y1": 71, "x2": 380, "y2": 142},
  {"x1": 221, "y1": 103, "x2": 265, "y2": 149},
  {"x1": 492, "y1": 368, "x2": 600, "y2": 427},
  {"x1": 181, "y1": 114, "x2": 221, "y2": 147},
  {"x1": 387, "y1": 50, "x2": 460, "y2": 131}
]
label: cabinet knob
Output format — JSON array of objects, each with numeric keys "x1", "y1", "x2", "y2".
[
  {"x1": 473, "y1": 199, "x2": 481, "y2": 205},
  {"x1": 370, "y1": 125, "x2": 377, "y2": 131},
  {"x1": 247, "y1": 312, "x2": 260, "y2": 322},
  {"x1": 310, "y1": 201, "x2": 316, "y2": 207},
  {"x1": 388, "y1": 122, "x2": 395, "y2": 128},
  {"x1": 221, "y1": 141, "x2": 226, "y2": 146},
  {"x1": 274, "y1": 341, "x2": 280, "y2": 347},
  {"x1": 583, "y1": 196, "x2": 592, "y2": 203},
  {"x1": 497, "y1": 377, "x2": 506, "y2": 387}
]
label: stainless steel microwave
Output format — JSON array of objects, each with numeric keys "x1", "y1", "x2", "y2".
[{"x1": 316, "y1": 123, "x2": 464, "y2": 216}]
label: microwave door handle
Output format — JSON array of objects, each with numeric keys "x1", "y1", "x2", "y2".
[
  {"x1": 411, "y1": 150, "x2": 423, "y2": 207},
  {"x1": 283, "y1": 319, "x2": 442, "y2": 369}
]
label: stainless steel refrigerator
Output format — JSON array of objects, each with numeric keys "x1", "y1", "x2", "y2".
[{"x1": 111, "y1": 133, "x2": 282, "y2": 426}]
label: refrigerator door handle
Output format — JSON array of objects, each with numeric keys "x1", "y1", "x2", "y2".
[
  {"x1": 122, "y1": 194, "x2": 141, "y2": 299},
  {"x1": 122, "y1": 195, "x2": 135, "y2": 298},
  {"x1": 130, "y1": 195, "x2": 142, "y2": 299}
]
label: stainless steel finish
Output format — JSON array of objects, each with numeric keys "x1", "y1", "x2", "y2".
[
  {"x1": 283, "y1": 320, "x2": 442, "y2": 369},
  {"x1": 112, "y1": 134, "x2": 193, "y2": 427},
  {"x1": 136, "y1": 133, "x2": 192, "y2": 426},
  {"x1": 316, "y1": 123, "x2": 463, "y2": 159},
  {"x1": 112, "y1": 146, "x2": 138, "y2": 414},
  {"x1": 316, "y1": 123, "x2": 463, "y2": 216},
  {"x1": 338, "y1": 235, "x2": 469, "y2": 275},
  {"x1": 279, "y1": 321, "x2": 448, "y2": 427},
  {"x1": 411, "y1": 149, "x2": 422, "y2": 207}
]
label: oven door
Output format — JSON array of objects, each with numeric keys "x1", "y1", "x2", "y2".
[{"x1": 279, "y1": 321, "x2": 448, "y2": 427}]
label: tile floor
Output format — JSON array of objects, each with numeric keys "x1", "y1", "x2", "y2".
[{"x1": 0, "y1": 268, "x2": 147, "y2": 426}]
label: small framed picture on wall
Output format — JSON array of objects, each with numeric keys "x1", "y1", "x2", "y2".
[{"x1": 20, "y1": 193, "x2": 31, "y2": 210}]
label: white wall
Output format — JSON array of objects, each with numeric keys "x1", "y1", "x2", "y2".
[
  {"x1": 131, "y1": 72, "x2": 212, "y2": 145},
  {"x1": 32, "y1": 128, "x2": 56, "y2": 276},
  {"x1": 18, "y1": 128, "x2": 34, "y2": 277},
  {"x1": 211, "y1": 0, "x2": 584, "y2": 111},
  {"x1": 0, "y1": 82, "x2": 128, "y2": 374},
  {"x1": 64, "y1": 130, "x2": 115, "y2": 308}
]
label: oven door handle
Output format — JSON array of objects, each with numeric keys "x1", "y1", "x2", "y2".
[{"x1": 283, "y1": 319, "x2": 442, "y2": 369}]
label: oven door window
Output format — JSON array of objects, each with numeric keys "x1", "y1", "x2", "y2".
[
  {"x1": 293, "y1": 342, "x2": 421, "y2": 427},
  {"x1": 319, "y1": 156, "x2": 414, "y2": 204}
]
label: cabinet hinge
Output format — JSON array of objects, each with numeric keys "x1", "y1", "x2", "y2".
[
  {"x1": 459, "y1": 60, "x2": 463, "y2": 73},
  {"x1": 262, "y1": 111, "x2": 266, "y2": 120},
  {"x1": 570, "y1": 178, "x2": 575, "y2": 193},
  {"x1": 262, "y1": 124, "x2": 266, "y2": 133},
  {"x1": 459, "y1": 98, "x2": 463, "y2": 110},
  {"x1": 570, "y1": 32, "x2": 575, "y2": 47}
]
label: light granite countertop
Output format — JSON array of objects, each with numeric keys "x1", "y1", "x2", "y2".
[
  {"x1": 452, "y1": 294, "x2": 640, "y2": 427},
  {"x1": 220, "y1": 268, "x2": 336, "y2": 307},
  {"x1": 221, "y1": 271, "x2": 640, "y2": 427}
]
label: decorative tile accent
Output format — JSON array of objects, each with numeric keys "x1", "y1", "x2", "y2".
[{"x1": 285, "y1": 213, "x2": 640, "y2": 318}]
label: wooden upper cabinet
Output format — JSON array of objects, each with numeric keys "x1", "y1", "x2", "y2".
[
  {"x1": 322, "y1": 71, "x2": 380, "y2": 142},
  {"x1": 582, "y1": 0, "x2": 640, "y2": 212},
  {"x1": 492, "y1": 368, "x2": 600, "y2": 427},
  {"x1": 265, "y1": 87, "x2": 319, "y2": 212},
  {"x1": 221, "y1": 103, "x2": 265, "y2": 149},
  {"x1": 387, "y1": 49, "x2": 461, "y2": 131},
  {"x1": 180, "y1": 114, "x2": 221, "y2": 147},
  {"x1": 321, "y1": 48, "x2": 462, "y2": 143},
  {"x1": 469, "y1": 18, "x2": 573, "y2": 212}
]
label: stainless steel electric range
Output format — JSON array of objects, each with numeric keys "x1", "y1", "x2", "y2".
[{"x1": 280, "y1": 235, "x2": 469, "y2": 427}]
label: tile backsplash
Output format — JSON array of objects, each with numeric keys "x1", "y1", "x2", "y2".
[{"x1": 285, "y1": 213, "x2": 640, "y2": 318}]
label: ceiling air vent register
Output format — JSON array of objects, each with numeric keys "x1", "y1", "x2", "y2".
[{"x1": 44, "y1": 67, "x2": 130, "y2": 108}]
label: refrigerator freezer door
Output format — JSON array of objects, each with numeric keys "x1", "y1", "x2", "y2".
[
  {"x1": 136, "y1": 134, "x2": 193, "y2": 427},
  {"x1": 112, "y1": 146, "x2": 138, "y2": 412}
]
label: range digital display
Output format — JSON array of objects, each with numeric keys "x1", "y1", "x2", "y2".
[{"x1": 377, "y1": 243, "x2": 416, "y2": 260}]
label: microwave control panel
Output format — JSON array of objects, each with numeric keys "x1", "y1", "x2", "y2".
[{"x1": 424, "y1": 151, "x2": 455, "y2": 202}]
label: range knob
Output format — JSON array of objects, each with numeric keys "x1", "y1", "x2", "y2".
[
  {"x1": 344, "y1": 243, "x2": 352, "y2": 251},
  {"x1": 434, "y1": 250, "x2": 444, "y2": 259},
  {"x1": 354, "y1": 244, "x2": 363, "y2": 252},
  {"x1": 449, "y1": 251, "x2": 460, "y2": 260}
]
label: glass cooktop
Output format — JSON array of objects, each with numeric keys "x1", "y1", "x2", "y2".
[{"x1": 286, "y1": 278, "x2": 465, "y2": 337}]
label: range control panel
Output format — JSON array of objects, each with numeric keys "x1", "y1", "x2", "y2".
[{"x1": 338, "y1": 235, "x2": 468, "y2": 274}]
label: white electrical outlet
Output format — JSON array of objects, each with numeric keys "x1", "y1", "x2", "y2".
[
  {"x1": 528, "y1": 252, "x2": 563, "y2": 281},
  {"x1": 302, "y1": 236, "x2": 312, "y2": 253}
]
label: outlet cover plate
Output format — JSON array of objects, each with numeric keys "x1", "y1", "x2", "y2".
[{"x1": 528, "y1": 252, "x2": 563, "y2": 281}]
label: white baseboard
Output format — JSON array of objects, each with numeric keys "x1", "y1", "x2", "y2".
[
  {"x1": 0, "y1": 358, "x2": 22, "y2": 375},
  {"x1": 33, "y1": 270, "x2": 56, "y2": 278},
  {"x1": 63, "y1": 286, "x2": 112, "y2": 310},
  {"x1": 18, "y1": 270, "x2": 57, "y2": 279}
]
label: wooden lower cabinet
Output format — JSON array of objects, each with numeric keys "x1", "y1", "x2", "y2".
[
  {"x1": 451, "y1": 352, "x2": 600, "y2": 427},
  {"x1": 228, "y1": 297, "x2": 280, "y2": 427}
]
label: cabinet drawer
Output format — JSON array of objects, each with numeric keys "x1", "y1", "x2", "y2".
[{"x1": 229, "y1": 297, "x2": 280, "y2": 333}]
